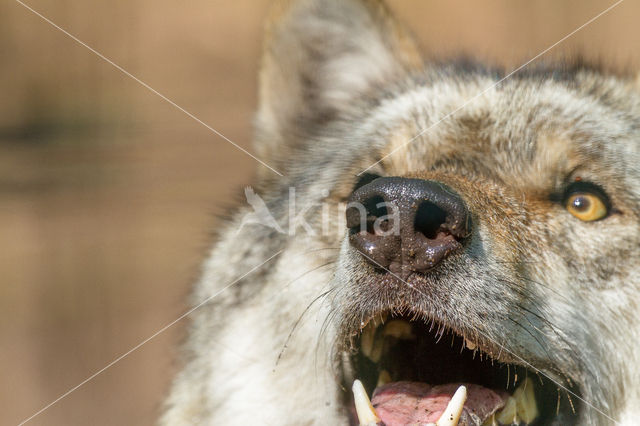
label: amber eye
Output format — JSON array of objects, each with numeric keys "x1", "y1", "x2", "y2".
[{"x1": 565, "y1": 192, "x2": 608, "y2": 221}]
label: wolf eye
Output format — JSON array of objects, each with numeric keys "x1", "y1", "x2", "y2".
[
  {"x1": 563, "y1": 182, "x2": 609, "y2": 222},
  {"x1": 566, "y1": 193, "x2": 607, "y2": 221}
]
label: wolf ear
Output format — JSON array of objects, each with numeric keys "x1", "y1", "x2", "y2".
[{"x1": 255, "y1": 0, "x2": 421, "y2": 165}]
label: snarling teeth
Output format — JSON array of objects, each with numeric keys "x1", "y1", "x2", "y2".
[
  {"x1": 484, "y1": 378, "x2": 538, "y2": 425},
  {"x1": 352, "y1": 379, "x2": 381, "y2": 426},
  {"x1": 488, "y1": 395, "x2": 517, "y2": 426},
  {"x1": 348, "y1": 315, "x2": 558, "y2": 426},
  {"x1": 513, "y1": 378, "x2": 539, "y2": 422},
  {"x1": 435, "y1": 385, "x2": 467, "y2": 426},
  {"x1": 361, "y1": 318, "x2": 416, "y2": 363},
  {"x1": 377, "y1": 370, "x2": 392, "y2": 387},
  {"x1": 352, "y1": 381, "x2": 469, "y2": 426}
]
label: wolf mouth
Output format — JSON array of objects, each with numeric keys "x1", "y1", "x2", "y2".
[{"x1": 343, "y1": 312, "x2": 581, "y2": 426}]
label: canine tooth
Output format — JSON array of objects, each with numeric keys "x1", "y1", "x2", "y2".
[
  {"x1": 436, "y1": 385, "x2": 467, "y2": 426},
  {"x1": 513, "y1": 378, "x2": 538, "y2": 423},
  {"x1": 464, "y1": 338, "x2": 476, "y2": 350},
  {"x1": 377, "y1": 370, "x2": 392, "y2": 387},
  {"x1": 494, "y1": 396, "x2": 519, "y2": 425},
  {"x1": 370, "y1": 340, "x2": 385, "y2": 363},
  {"x1": 360, "y1": 325, "x2": 376, "y2": 359},
  {"x1": 362, "y1": 334, "x2": 385, "y2": 363},
  {"x1": 352, "y1": 379, "x2": 381, "y2": 426},
  {"x1": 383, "y1": 320, "x2": 415, "y2": 340}
]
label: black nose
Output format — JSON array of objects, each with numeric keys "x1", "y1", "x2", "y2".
[{"x1": 346, "y1": 177, "x2": 471, "y2": 274}]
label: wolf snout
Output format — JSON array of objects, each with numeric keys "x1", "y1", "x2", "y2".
[{"x1": 346, "y1": 177, "x2": 471, "y2": 274}]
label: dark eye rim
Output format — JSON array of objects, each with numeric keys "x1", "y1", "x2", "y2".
[{"x1": 554, "y1": 181, "x2": 613, "y2": 220}]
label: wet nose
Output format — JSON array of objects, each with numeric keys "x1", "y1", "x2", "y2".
[{"x1": 346, "y1": 177, "x2": 471, "y2": 274}]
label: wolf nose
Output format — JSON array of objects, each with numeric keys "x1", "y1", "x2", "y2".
[{"x1": 346, "y1": 177, "x2": 470, "y2": 273}]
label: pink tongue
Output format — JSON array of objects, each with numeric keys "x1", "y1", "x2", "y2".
[{"x1": 371, "y1": 382, "x2": 506, "y2": 426}]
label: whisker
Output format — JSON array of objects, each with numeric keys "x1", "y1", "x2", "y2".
[
  {"x1": 279, "y1": 260, "x2": 337, "y2": 291},
  {"x1": 275, "y1": 287, "x2": 335, "y2": 368},
  {"x1": 301, "y1": 246, "x2": 341, "y2": 255}
]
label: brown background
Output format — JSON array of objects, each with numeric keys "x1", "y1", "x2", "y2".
[{"x1": 1, "y1": 1, "x2": 638, "y2": 425}]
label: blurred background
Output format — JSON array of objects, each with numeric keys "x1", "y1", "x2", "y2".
[{"x1": 1, "y1": 0, "x2": 638, "y2": 424}]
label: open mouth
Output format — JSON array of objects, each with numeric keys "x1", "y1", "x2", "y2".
[{"x1": 344, "y1": 312, "x2": 581, "y2": 426}]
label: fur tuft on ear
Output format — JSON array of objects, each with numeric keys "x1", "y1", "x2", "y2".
[{"x1": 254, "y1": 0, "x2": 421, "y2": 169}]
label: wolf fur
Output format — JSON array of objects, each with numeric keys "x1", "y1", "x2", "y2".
[{"x1": 161, "y1": 0, "x2": 640, "y2": 424}]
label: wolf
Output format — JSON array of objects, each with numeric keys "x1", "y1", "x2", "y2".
[{"x1": 161, "y1": 0, "x2": 640, "y2": 424}]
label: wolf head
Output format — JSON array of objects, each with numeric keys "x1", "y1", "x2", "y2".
[{"x1": 162, "y1": 1, "x2": 640, "y2": 425}]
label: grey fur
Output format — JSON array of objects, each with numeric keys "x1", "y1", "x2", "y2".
[{"x1": 161, "y1": 1, "x2": 640, "y2": 424}]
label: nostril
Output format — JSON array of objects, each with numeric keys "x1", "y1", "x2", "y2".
[
  {"x1": 346, "y1": 195, "x2": 389, "y2": 234},
  {"x1": 362, "y1": 195, "x2": 388, "y2": 220},
  {"x1": 347, "y1": 192, "x2": 400, "y2": 269},
  {"x1": 414, "y1": 201, "x2": 448, "y2": 239}
]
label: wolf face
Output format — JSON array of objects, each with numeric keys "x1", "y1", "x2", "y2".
[{"x1": 161, "y1": 1, "x2": 640, "y2": 425}]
